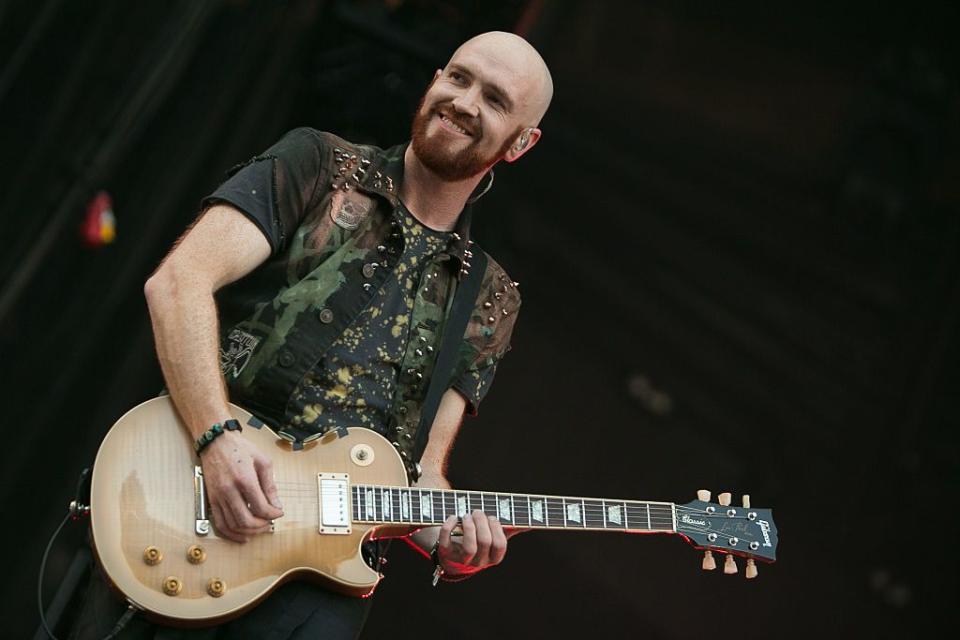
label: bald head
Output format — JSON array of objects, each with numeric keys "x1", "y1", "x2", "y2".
[{"x1": 447, "y1": 31, "x2": 553, "y2": 126}]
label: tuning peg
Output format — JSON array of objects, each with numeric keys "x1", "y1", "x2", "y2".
[
  {"x1": 723, "y1": 554, "x2": 738, "y2": 575},
  {"x1": 717, "y1": 492, "x2": 731, "y2": 506},
  {"x1": 702, "y1": 550, "x2": 716, "y2": 571},
  {"x1": 696, "y1": 489, "x2": 711, "y2": 502},
  {"x1": 742, "y1": 494, "x2": 751, "y2": 508}
]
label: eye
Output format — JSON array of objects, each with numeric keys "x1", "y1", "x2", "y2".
[
  {"x1": 487, "y1": 94, "x2": 503, "y2": 107},
  {"x1": 449, "y1": 71, "x2": 465, "y2": 84}
]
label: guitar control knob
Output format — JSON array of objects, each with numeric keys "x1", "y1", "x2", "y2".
[
  {"x1": 186, "y1": 545, "x2": 206, "y2": 564},
  {"x1": 207, "y1": 578, "x2": 226, "y2": 598},
  {"x1": 143, "y1": 546, "x2": 162, "y2": 566},
  {"x1": 162, "y1": 576, "x2": 182, "y2": 596},
  {"x1": 723, "y1": 555, "x2": 738, "y2": 575}
]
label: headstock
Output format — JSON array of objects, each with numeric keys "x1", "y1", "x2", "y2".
[{"x1": 676, "y1": 489, "x2": 778, "y2": 579}]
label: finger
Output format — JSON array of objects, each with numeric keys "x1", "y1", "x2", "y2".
[
  {"x1": 240, "y1": 474, "x2": 281, "y2": 522},
  {"x1": 254, "y1": 456, "x2": 284, "y2": 516},
  {"x1": 488, "y1": 516, "x2": 508, "y2": 565},
  {"x1": 212, "y1": 501, "x2": 246, "y2": 543},
  {"x1": 226, "y1": 490, "x2": 270, "y2": 530},
  {"x1": 438, "y1": 515, "x2": 458, "y2": 553},
  {"x1": 471, "y1": 510, "x2": 492, "y2": 566},
  {"x1": 460, "y1": 513, "x2": 477, "y2": 563}
]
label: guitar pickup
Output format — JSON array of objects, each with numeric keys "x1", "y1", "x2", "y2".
[{"x1": 317, "y1": 473, "x2": 351, "y2": 535}]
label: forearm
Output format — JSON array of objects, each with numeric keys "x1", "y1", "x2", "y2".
[{"x1": 144, "y1": 266, "x2": 230, "y2": 440}]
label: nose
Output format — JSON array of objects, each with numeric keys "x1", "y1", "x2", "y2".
[{"x1": 451, "y1": 86, "x2": 480, "y2": 118}]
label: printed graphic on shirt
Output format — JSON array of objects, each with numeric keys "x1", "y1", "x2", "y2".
[
  {"x1": 220, "y1": 329, "x2": 261, "y2": 378},
  {"x1": 329, "y1": 190, "x2": 372, "y2": 231}
]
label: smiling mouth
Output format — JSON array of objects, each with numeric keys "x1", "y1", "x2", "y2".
[{"x1": 436, "y1": 112, "x2": 474, "y2": 137}]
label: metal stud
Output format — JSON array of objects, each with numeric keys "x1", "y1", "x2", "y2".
[
  {"x1": 502, "y1": 309, "x2": 509, "y2": 316},
  {"x1": 494, "y1": 292, "x2": 502, "y2": 299},
  {"x1": 483, "y1": 302, "x2": 492, "y2": 309},
  {"x1": 415, "y1": 349, "x2": 423, "y2": 357},
  {"x1": 451, "y1": 232, "x2": 461, "y2": 241},
  {"x1": 487, "y1": 316, "x2": 496, "y2": 323}
]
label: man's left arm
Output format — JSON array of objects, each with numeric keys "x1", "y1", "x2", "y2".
[{"x1": 405, "y1": 388, "x2": 523, "y2": 578}]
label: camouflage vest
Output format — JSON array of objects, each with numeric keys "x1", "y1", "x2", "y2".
[{"x1": 214, "y1": 131, "x2": 519, "y2": 478}]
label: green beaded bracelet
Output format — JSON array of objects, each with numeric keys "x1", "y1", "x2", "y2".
[{"x1": 194, "y1": 419, "x2": 241, "y2": 455}]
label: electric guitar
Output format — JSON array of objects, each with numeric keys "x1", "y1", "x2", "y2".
[{"x1": 89, "y1": 397, "x2": 779, "y2": 626}]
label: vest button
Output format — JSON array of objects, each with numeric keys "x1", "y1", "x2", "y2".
[
  {"x1": 278, "y1": 350, "x2": 295, "y2": 367},
  {"x1": 362, "y1": 263, "x2": 377, "y2": 278},
  {"x1": 318, "y1": 308, "x2": 334, "y2": 323}
]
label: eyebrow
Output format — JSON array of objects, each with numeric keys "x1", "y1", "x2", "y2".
[{"x1": 449, "y1": 63, "x2": 514, "y2": 111}]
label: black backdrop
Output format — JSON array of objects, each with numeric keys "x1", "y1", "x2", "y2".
[{"x1": 2, "y1": 1, "x2": 958, "y2": 638}]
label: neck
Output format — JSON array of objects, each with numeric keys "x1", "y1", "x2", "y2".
[
  {"x1": 399, "y1": 146, "x2": 484, "y2": 231},
  {"x1": 351, "y1": 484, "x2": 678, "y2": 533}
]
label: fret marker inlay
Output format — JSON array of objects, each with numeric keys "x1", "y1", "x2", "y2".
[
  {"x1": 498, "y1": 498, "x2": 512, "y2": 522},
  {"x1": 531, "y1": 500, "x2": 544, "y2": 523},
  {"x1": 566, "y1": 503, "x2": 581, "y2": 524},
  {"x1": 364, "y1": 489, "x2": 374, "y2": 519},
  {"x1": 382, "y1": 490, "x2": 392, "y2": 520},
  {"x1": 607, "y1": 505, "x2": 622, "y2": 525},
  {"x1": 421, "y1": 493, "x2": 432, "y2": 519},
  {"x1": 457, "y1": 496, "x2": 467, "y2": 516}
]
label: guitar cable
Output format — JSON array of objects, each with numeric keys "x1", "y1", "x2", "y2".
[{"x1": 38, "y1": 476, "x2": 139, "y2": 639}]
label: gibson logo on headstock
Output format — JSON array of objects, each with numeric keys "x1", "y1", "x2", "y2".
[
  {"x1": 758, "y1": 520, "x2": 773, "y2": 547},
  {"x1": 680, "y1": 514, "x2": 707, "y2": 527}
]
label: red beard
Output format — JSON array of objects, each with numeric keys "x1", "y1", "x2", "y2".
[{"x1": 410, "y1": 97, "x2": 519, "y2": 181}]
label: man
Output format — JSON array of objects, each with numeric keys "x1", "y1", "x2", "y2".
[{"x1": 71, "y1": 30, "x2": 552, "y2": 639}]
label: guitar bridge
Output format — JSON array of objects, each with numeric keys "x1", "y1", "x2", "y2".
[
  {"x1": 317, "y1": 473, "x2": 351, "y2": 535},
  {"x1": 194, "y1": 466, "x2": 210, "y2": 536}
]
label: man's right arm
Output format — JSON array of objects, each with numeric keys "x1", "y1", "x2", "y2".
[{"x1": 144, "y1": 203, "x2": 283, "y2": 542}]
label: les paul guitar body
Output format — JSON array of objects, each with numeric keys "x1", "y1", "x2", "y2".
[
  {"x1": 91, "y1": 397, "x2": 779, "y2": 627},
  {"x1": 91, "y1": 397, "x2": 410, "y2": 627}
]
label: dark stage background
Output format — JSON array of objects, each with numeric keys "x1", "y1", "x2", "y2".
[{"x1": 2, "y1": 1, "x2": 958, "y2": 638}]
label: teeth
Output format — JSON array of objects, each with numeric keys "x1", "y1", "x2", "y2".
[{"x1": 440, "y1": 115, "x2": 469, "y2": 135}]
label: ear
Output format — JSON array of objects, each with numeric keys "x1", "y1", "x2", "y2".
[{"x1": 504, "y1": 128, "x2": 542, "y2": 163}]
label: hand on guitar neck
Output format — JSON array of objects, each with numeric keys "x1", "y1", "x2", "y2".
[{"x1": 199, "y1": 431, "x2": 284, "y2": 543}]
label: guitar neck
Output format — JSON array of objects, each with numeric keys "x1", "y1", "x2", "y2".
[{"x1": 351, "y1": 484, "x2": 676, "y2": 533}]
